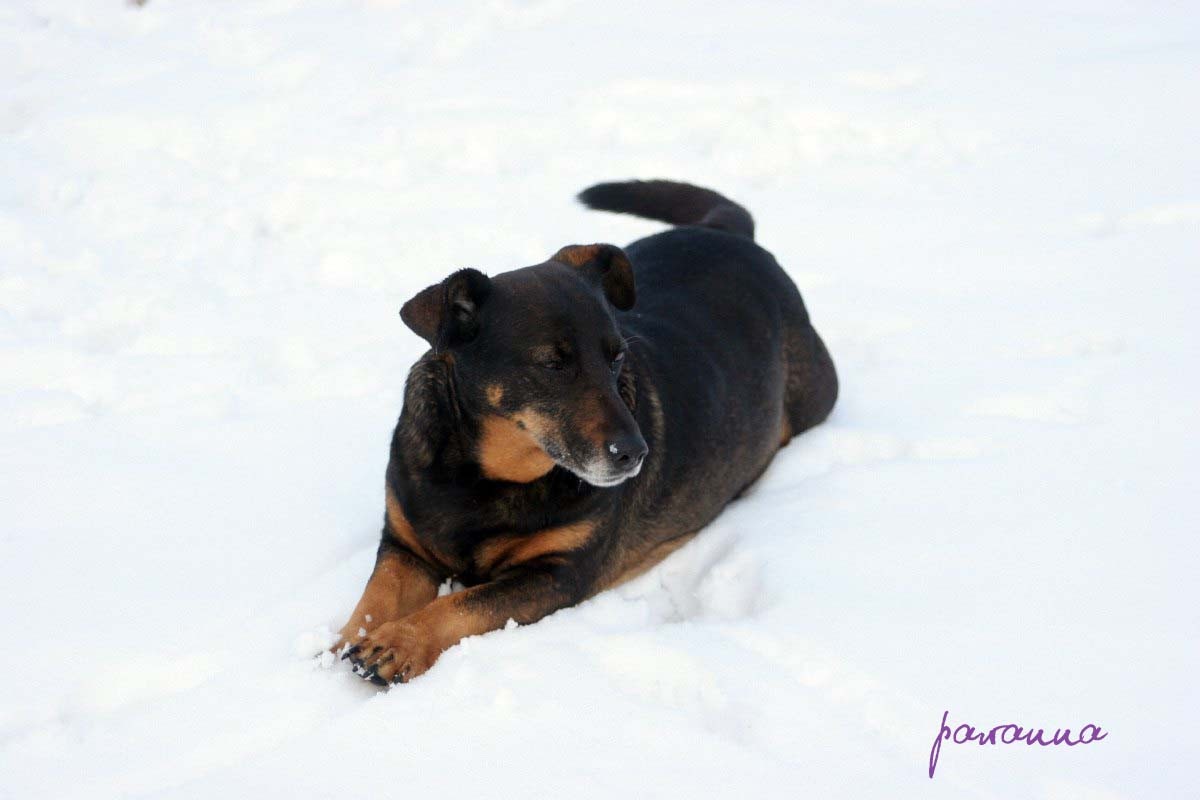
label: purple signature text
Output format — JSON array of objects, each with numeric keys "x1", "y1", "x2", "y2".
[{"x1": 929, "y1": 710, "x2": 1107, "y2": 778}]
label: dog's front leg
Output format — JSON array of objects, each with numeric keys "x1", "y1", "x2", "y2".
[
  {"x1": 344, "y1": 558, "x2": 583, "y2": 684},
  {"x1": 333, "y1": 539, "x2": 440, "y2": 655}
]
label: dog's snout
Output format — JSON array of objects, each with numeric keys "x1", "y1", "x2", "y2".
[{"x1": 607, "y1": 434, "x2": 648, "y2": 471}]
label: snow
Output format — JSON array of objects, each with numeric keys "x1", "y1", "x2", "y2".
[{"x1": 1, "y1": 1, "x2": 1197, "y2": 798}]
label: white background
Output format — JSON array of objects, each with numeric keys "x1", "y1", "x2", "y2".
[{"x1": 1, "y1": 1, "x2": 1197, "y2": 797}]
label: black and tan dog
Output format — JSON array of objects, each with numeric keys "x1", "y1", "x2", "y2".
[{"x1": 338, "y1": 180, "x2": 837, "y2": 684}]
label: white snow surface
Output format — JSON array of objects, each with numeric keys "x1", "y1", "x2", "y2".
[{"x1": 1, "y1": 2, "x2": 1197, "y2": 798}]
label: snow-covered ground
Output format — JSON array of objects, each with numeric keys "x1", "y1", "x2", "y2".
[{"x1": 2, "y1": 1, "x2": 1197, "y2": 797}]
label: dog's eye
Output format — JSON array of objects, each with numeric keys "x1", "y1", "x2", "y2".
[
  {"x1": 610, "y1": 351, "x2": 625, "y2": 372},
  {"x1": 540, "y1": 357, "x2": 566, "y2": 371}
]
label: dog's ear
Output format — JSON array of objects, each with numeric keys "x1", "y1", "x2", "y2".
[
  {"x1": 400, "y1": 268, "x2": 492, "y2": 349},
  {"x1": 552, "y1": 243, "x2": 636, "y2": 311}
]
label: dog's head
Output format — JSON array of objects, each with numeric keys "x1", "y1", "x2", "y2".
[{"x1": 400, "y1": 243, "x2": 647, "y2": 487}]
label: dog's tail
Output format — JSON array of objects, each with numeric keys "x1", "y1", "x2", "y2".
[{"x1": 577, "y1": 179, "x2": 755, "y2": 240}]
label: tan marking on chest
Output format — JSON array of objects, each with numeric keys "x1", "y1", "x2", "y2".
[
  {"x1": 475, "y1": 520, "x2": 597, "y2": 574},
  {"x1": 477, "y1": 414, "x2": 555, "y2": 483}
]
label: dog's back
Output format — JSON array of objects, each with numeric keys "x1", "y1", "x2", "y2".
[{"x1": 579, "y1": 180, "x2": 839, "y2": 548}]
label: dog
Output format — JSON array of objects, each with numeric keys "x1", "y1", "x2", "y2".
[{"x1": 337, "y1": 180, "x2": 838, "y2": 684}]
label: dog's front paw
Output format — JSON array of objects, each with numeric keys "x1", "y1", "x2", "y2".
[{"x1": 342, "y1": 620, "x2": 437, "y2": 685}]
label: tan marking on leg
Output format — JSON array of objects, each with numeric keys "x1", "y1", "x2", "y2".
[
  {"x1": 385, "y1": 486, "x2": 440, "y2": 566},
  {"x1": 475, "y1": 521, "x2": 597, "y2": 575},
  {"x1": 478, "y1": 413, "x2": 555, "y2": 483},
  {"x1": 349, "y1": 592, "x2": 491, "y2": 683},
  {"x1": 351, "y1": 565, "x2": 573, "y2": 683},
  {"x1": 334, "y1": 549, "x2": 439, "y2": 649},
  {"x1": 486, "y1": 384, "x2": 504, "y2": 407}
]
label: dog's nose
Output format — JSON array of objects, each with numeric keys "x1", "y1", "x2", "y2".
[{"x1": 607, "y1": 434, "x2": 648, "y2": 471}]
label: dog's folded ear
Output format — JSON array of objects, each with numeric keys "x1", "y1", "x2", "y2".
[
  {"x1": 551, "y1": 243, "x2": 636, "y2": 311},
  {"x1": 400, "y1": 268, "x2": 492, "y2": 349}
]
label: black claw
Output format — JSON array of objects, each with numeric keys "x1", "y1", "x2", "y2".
[
  {"x1": 342, "y1": 644, "x2": 361, "y2": 660},
  {"x1": 367, "y1": 672, "x2": 388, "y2": 687}
]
